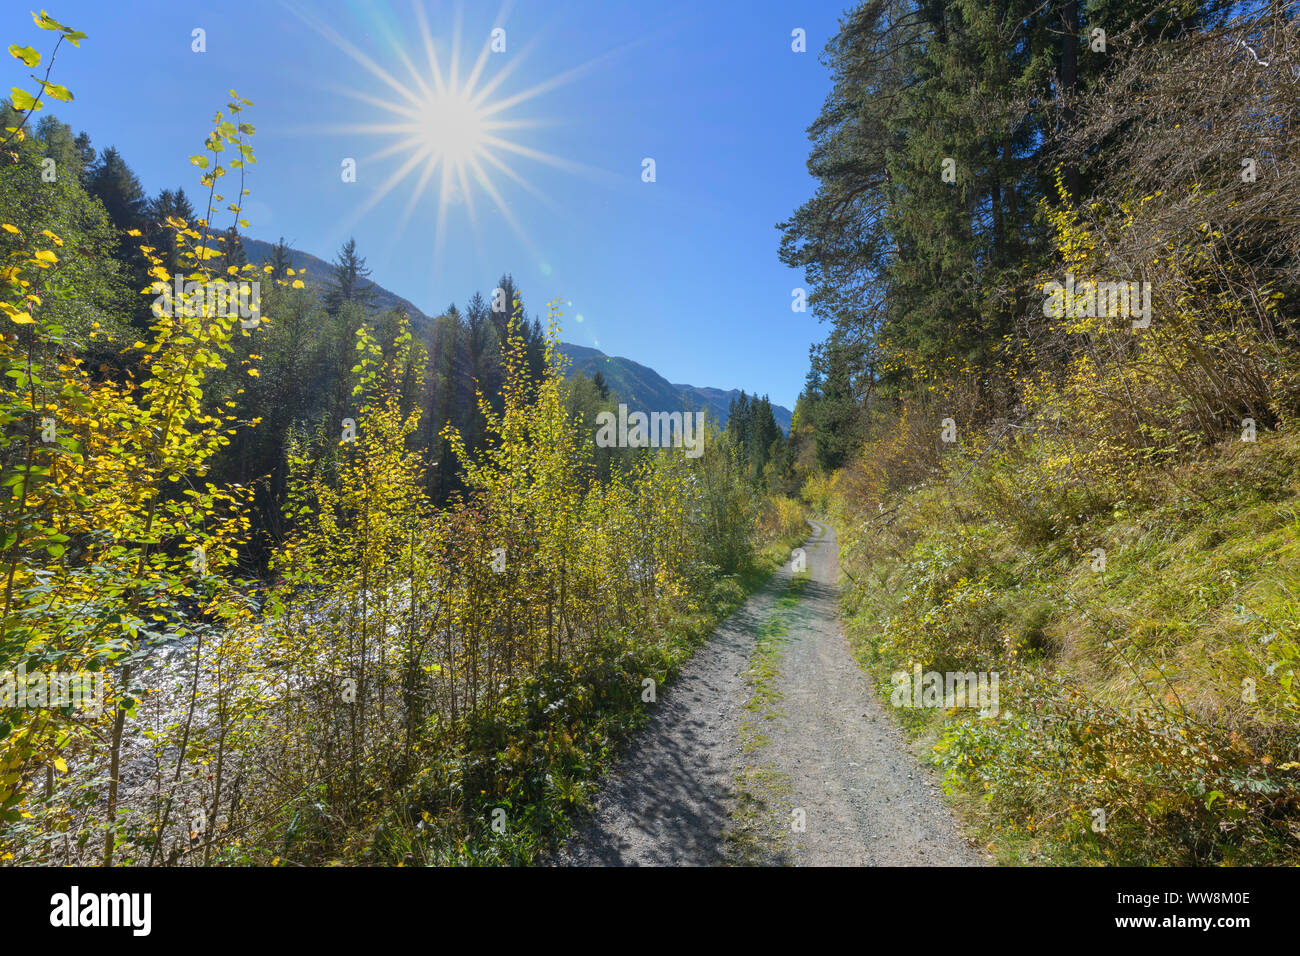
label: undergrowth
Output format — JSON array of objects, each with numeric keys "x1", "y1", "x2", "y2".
[{"x1": 836, "y1": 428, "x2": 1300, "y2": 865}]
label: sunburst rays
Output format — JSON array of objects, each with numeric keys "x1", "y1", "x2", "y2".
[{"x1": 294, "y1": 1, "x2": 596, "y2": 274}]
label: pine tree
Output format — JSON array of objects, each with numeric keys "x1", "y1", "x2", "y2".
[
  {"x1": 145, "y1": 188, "x2": 195, "y2": 273},
  {"x1": 488, "y1": 273, "x2": 547, "y2": 393},
  {"x1": 34, "y1": 115, "x2": 92, "y2": 181},
  {"x1": 324, "y1": 237, "x2": 377, "y2": 315},
  {"x1": 422, "y1": 307, "x2": 463, "y2": 501},
  {"x1": 807, "y1": 337, "x2": 860, "y2": 472},
  {"x1": 780, "y1": 0, "x2": 1236, "y2": 392},
  {"x1": 264, "y1": 236, "x2": 293, "y2": 282},
  {"x1": 73, "y1": 131, "x2": 95, "y2": 179},
  {"x1": 0, "y1": 107, "x2": 133, "y2": 344},
  {"x1": 147, "y1": 187, "x2": 195, "y2": 223},
  {"x1": 87, "y1": 146, "x2": 146, "y2": 231},
  {"x1": 220, "y1": 224, "x2": 247, "y2": 272}
]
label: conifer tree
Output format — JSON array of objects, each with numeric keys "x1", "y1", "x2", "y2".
[{"x1": 324, "y1": 237, "x2": 377, "y2": 314}]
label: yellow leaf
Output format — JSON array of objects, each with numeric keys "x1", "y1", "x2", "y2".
[
  {"x1": 1, "y1": 223, "x2": 18, "y2": 233},
  {"x1": 53, "y1": 757, "x2": 67, "y2": 773},
  {"x1": 8, "y1": 311, "x2": 33, "y2": 324},
  {"x1": 291, "y1": 279, "x2": 305, "y2": 289},
  {"x1": 40, "y1": 229, "x2": 62, "y2": 245},
  {"x1": 125, "y1": 228, "x2": 142, "y2": 237}
]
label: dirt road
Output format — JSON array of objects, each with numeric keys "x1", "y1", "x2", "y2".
[{"x1": 555, "y1": 520, "x2": 986, "y2": 866}]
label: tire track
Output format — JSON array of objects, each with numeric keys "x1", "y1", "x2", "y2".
[{"x1": 554, "y1": 520, "x2": 986, "y2": 866}]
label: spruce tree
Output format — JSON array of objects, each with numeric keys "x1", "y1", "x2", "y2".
[
  {"x1": 87, "y1": 146, "x2": 146, "y2": 231},
  {"x1": 324, "y1": 237, "x2": 377, "y2": 315}
]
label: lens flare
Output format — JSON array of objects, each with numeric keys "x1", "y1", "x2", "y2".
[{"x1": 294, "y1": 1, "x2": 607, "y2": 273}]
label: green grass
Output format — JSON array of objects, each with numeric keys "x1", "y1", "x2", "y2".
[
  {"x1": 726, "y1": 571, "x2": 808, "y2": 865},
  {"x1": 835, "y1": 429, "x2": 1300, "y2": 866}
]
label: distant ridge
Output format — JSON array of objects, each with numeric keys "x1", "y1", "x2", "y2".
[
  {"x1": 556, "y1": 342, "x2": 792, "y2": 434},
  {"x1": 241, "y1": 237, "x2": 792, "y2": 433},
  {"x1": 240, "y1": 237, "x2": 431, "y2": 328}
]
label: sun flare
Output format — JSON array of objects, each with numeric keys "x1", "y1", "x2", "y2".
[
  {"x1": 296, "y1": 2, "x2": 601, "y2": 271},
  {"x1": 416, "y1": 87, "x2": 487, "y2": 170}
]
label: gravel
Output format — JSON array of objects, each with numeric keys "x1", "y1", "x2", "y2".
[{"x1": 553, "y1": 520, "x2": 988, "y2": 867}]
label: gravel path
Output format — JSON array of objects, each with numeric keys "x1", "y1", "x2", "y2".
[
  {"x1": 553, "y1": 565, "x2": 787, "y2": 865},
  {"x1": 554, "y1": 520, "x2": 987, "y2": 866}
]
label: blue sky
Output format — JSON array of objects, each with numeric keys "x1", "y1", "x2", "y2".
[{"x1": 19, "y1": 1, "x2": 846, "y2": 409}]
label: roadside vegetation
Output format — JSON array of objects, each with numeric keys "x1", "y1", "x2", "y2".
[
  {"x1": 782, "y1": 0, "x2": 1300, "y2": 865},
  {"x1": 0, "y1": 12, "x2": 808, "y2": 865}
]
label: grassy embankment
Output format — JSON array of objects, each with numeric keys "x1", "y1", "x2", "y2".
[{"x1": 828, "y1": 430, "x2": 1300, "y2": 865}]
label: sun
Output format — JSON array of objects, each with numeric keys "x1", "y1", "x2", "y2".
[
  {"x1": 416, "y1": 87, "x2": 487, "y2": 170},
  {"x1": 294, "y1": 1, "x2": 602, "y2": 271}
]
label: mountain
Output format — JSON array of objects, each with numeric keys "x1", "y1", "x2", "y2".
[
  {"x1": 240, "y1": 237, "x2": 792, "y2": 433},
  {"x1": 240, "y1": 237, "x2": 433, "y2": 327},
  {"x1": 556, "y1": 343, "x2": 792, "y2": 434}
]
